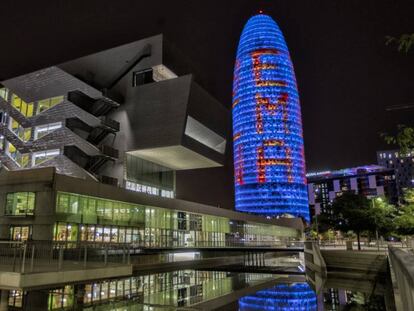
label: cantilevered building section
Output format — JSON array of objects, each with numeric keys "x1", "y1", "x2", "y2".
[
  {"x1": 0, "y1": 34, "x2": 227, "y2": 199},
  {"x1": 232, "y1": 14, "x2": 309, "y2": 221},
  {"x1": 0, "y1": 34, "x2": 303, "y2": 247}
]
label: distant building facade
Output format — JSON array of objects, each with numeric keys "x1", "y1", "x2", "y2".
[
  {"x1": 307, "y1": 165, "x2": 397, "y2": 217},
  {"x1": 377, "y1": 149, "x2": 414, "y2": 197}
]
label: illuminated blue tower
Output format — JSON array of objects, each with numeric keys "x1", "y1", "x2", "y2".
[
  {"x1": 232, "y1": 14, "x2": 309, "y2": 221},
  {"x1": 239, "y1": 283, "x2": 317, "y2": 310}
]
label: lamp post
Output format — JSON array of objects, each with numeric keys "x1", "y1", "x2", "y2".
[{"x1": 372, "y1": 197, "x2": 383, "y2": 251}]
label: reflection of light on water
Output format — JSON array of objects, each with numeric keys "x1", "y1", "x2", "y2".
[{"x1": 239, "y1": 283, "x2": 317, "y2": 311}]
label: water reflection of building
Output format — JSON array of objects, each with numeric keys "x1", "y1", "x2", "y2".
[
  {"x1": 0, "y1": 33, "x2": 303, "y2": 247},
  {"x1": 7, "y1": 270, "x2": 276, "y2": 310},
  {"x1": 238, "y1": 283, "x2": 317, "y2": 310}
]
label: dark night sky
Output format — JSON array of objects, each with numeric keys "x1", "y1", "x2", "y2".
[{"x1": 1, "y1": 0, "x2": 414, "y2": 209}]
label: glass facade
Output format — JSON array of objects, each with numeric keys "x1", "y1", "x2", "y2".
[
  {"x1": 9, "y1": 117, "x2": 31, "y2": 142},
  {"x1": 48, "y1": 286, "x2": 74, "y2": 310},
  {"x1": 125, "y1": 154, "x2": 175, "y2": 197},
  {"x1": 0, "y1": 87, "x2": 63, "y2": 117},
  {"x1": 54, "y1": 192, "x2": 299, "y2": 247},
  {"x1": 34, "y1": 122, "x2": 62, "y2": 140},
  {"x1": 10, "y1": 225, "x2": 32, "y2": 241},
  {"x1": 5, "y1": 192, "x2": 35, "y2": 216},
  {"x1": 45, "y1": 270, "x2": 257, "y2": 310},
  {"x1": 6, "y1": 142, "x2": 30, "y2": 167},
  {"x1": 37, "y1": 96, "x2": 64, "y2": 114},
  {"x1": 0, "y1": 87, "x2": 63, "y2": 169},
  {"x1": 11, "y1": 94, "x2": 34, "y2": 117},
  {"x1": 8, "y1": 290, "x2": 24, "y2": 308}
]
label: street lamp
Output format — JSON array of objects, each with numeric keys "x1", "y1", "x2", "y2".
[{"x1": 372, "y1": 197, "x2": 383, "y2": 251}]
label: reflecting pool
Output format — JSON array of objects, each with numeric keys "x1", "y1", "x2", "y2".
[{"x1": 5, "y1": 270, "x2": 388, "y2": 310}]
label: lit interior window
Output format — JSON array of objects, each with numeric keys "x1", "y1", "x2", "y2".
[
  {"x1": 9, "y1": 117, "x2": 31, "y2": 142},
  {"x1": 34, "y1": 122, "x2": 62, "y2": 140},
  {"x1": 32, "y1": 149, "x2": 60, "y2": 166},
  {"x1": 0, "y1": 88, "x2": 9, "y2": 101},
  {"x1": 37, "y1": 96, "x2": 64, "y2": 114}
]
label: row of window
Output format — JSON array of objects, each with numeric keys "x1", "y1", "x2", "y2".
[
  {"x1": 54, "y1": 222, "x2": 231, "y2": 247},
  {"x1": 0, "y1": 87, "x2": 64, "y2": 117},
  {"x1": 57, "y1": 192, "x2": 145, "y2": 225},
  {"x1": 11, "y1": 270, "x2": 231, "y2": 310},
  {"x1": 6, "y1": 192, "x2": 35, "y2": 216},
  {"x1": 4, "y1": 191, "x2": 299, "y2": 241},
  {"x1": 5, "y1": 140, "x2": 60, "y2": 168},
  {"x1": 8, "y1": 117, "x2": 62, "y2": 143},
  {"x1": 6, "y1": 142, "x2": 30, "y2": 167}
]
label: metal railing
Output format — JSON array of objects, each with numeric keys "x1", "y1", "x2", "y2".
[
  {"x1": 388, "y1": 246, "x2": 414, "y2": 310},
  {"x1": 0, "y1": 241, "x2": 131, "y2": 274},
  {"x1": 307, "y1": 239, "x2": 411, "y2": 251},
  {"x1": 62, "y1": 240, "x2": 304, "y2": 249}
]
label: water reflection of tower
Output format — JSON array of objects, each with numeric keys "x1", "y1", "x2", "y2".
[
  {"x1": 239, "y1": 283, "x2": 317, "y2": 310},
  {"x1": 232, "y1": 14, "x2": 309, "y2": 221}
]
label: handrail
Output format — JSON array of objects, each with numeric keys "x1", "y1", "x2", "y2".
[{"x1": 388, "y1": 246, "x2": 414, "y2": 309}]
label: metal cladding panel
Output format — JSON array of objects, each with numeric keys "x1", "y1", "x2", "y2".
[{"x1": 232, "y1": 14, "x2": 309, "y2": 221}]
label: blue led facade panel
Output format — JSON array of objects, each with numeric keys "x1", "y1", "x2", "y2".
[
  {"x1": 232, "y1": 14, "x2": 309, "y2": 221},
  {"x1": 239, "y1": 283, "x2": 317, "y2": 310}
]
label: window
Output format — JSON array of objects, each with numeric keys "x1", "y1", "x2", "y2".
[
  {"x1": 6, "y1": 141, "x2": 30, "y2": 167},
  {"x1": 5, "y1": 192, "x2": 35, "y2": 216},
  {"x1": 32, "y1": 149, "x2": 60, "y2": 166},
  {"x1": 10, "y1": 225, "x2": 32, "y2": 241},
  {"x1": 37, "y1": 96, "x2": 64, "y2": 114},
  {"x1": 8, "y1": 290, "x2": 24, "y2": 308},
  {"x1": 54, "y1": 222, "x2": 78, "y2": 242},
  {"x1": 9, "y1": 117, "x2": 31, "y2": 142},
  {"x1": 11, "y1": 94, "x2": 34, "y2": 117},
  {"x1": 132, "y1": 69, "x2": 154, "y2": 86},
  {"x1": 0, "y1": 88, "x2": 9, "y2": 101},
  {"x1": 48, "y1": 286, "x2": 74, "y2": 310},
  {"x1": 34, "y1": 122, "x2": 62, "y2": 140}
]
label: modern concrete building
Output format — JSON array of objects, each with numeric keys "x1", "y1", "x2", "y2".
[
  {"x1": 0, "y1": 35, "x2": 303, "y2": 246},
  {"x1": 0, "y1": 167, "x2": 302, "y2": 246},
  {"x1": 307, "y1": 165, "x2": 397, "y2": 218},
  {"x1": 0, "y1": 34, "x2": 227, "y2": 199}
]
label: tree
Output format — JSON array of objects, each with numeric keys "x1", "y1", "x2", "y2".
[
  {"x1": 382, "y1": 32, "x2": 414, "y2": 149},
  {"x1": 331, "y1": 192, "x2": 372, "y2": 250},
  {"x1": 386, "y1": 33, "x2": 414, "y2": 53},
  {"x1": 368, "y1": 197, "x2": 396, "y2": 249},
  {"x1": 395, "y1": 189, "x2": 414, "y2": 236},
  {"x1": 382, "y1": 125, "x2": 414, "y2": 155},
  {"x1": 313, "y1": 213, "x2": 333, "y2": 234}
]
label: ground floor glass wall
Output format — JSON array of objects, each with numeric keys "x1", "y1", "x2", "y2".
[{"x1": 53, "y1": 192, "x2": 300, "y2": 247}]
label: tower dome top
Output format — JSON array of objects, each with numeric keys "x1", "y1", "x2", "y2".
[{"x1": 237, "y1": 14, "x2": 288, "y2": 58}]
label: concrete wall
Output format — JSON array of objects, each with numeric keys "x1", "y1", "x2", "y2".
[{"x1": 0, "y1": 173, "x2": 55, "y2": 240}]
